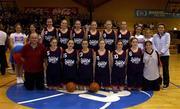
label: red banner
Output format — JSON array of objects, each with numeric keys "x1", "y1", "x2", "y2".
[{"x1": 24, "y1": 7, "x2": 78, "y2": 16}]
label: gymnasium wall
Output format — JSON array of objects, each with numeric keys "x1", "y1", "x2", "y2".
[{"x1": 16, "y1": 0, "x2": 180, "y2": 30}]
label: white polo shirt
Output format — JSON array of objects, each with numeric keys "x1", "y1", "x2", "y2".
[{"x1": 0, "y1": 30, "x2": 7, "y2": 45}]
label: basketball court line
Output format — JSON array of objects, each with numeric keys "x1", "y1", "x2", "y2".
[
  {"x1": 99, "y1": 102, "x2": 111, "y2": 109},
  {"x1": 0, "y1": 79, "x2": 16, "y2": 88},
  {"x1": 17, "y1": 93, "x2": 64, "y2": 104},
  {"x1": 170, "y1": 82, "x2": 180, "y2": 88},
  {"x1": 139, "y1": 91, "x2": 152, "y2": 98}
]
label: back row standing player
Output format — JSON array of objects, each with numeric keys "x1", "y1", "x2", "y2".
[
  {"x1": 87, "y1": 21, "x2": 101, "y2": 51},
  {"x1": 117, "y1": 21, "x2": 131, "y2": 50},
  {"x1": 72, "y1": 20, "x2": 85, "y2": 50},
  {"x1": 102, "y1": 20, "x2": 116, "y2": 52},
  {"x1": 41, "y1": 18, "x2": 57, "y2": 48},
  {"x1": 57, "y1": 19, "x2": 71, "y2": 49}
]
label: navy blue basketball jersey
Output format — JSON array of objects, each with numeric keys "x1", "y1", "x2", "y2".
[
  {"x1": 111, "y1": 50, "x2": 126, "y2": 85},
  {"x1": 95, "y1": 50, "x2": 110, "y2": 86},
  {"x1": 72, "y1": 29, "x2": 84, "y2": 50},
  {"x1": 57, "y1": 29, "x2": 71, "y2": 49},
  {"x1": 43, "y1": 28, "x2": 57, "y2": 47},
  {"x1": 62, "y1": 49, "x2": 77, "y2": 83},
  {"x1": 46, "y1": 47, "x2": 62, "y2": 86},
  {"x1": 78, "y1": 49, "x2": 93, "y2": 85},
  {"x1": 127, "y1": 48, "x2": 143, "y2": 67},
  {"x1": 127, "y1": 48, "x2": 144, "y2": 88},
  {"x1": 103, "y1": 30, "x2": 116, "y2": 51},
  {"x1": 117, "y1": 30, "x2": 131, "y2": 50},
  {"x1": 88, "y1": 31, "x2": 100, "y2": 51}
]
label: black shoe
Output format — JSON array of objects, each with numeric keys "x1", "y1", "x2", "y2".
[{"x1": 162, "y1": 85, "x2": 168, "y2": 89}]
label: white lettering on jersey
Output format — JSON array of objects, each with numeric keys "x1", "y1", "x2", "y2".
[
  {"x1": 89, "y1": 40, "x2": 98, "y2": 46},
  {"x1": 115, "y1": 60, "x2": 125, "y2": 68},
  {"x1": 65, "y1": 59, "x2": 75, "y2": 66},
  {"x1": 80, "y1": 58, "x2": 91, "y2": 65},
  {"x1": 97, "y1": 61, "x2": 107, "y2": 68},
  {"x1": 48, "y1": 57, "x2": 59, "y2": 64},
  {"x1": 74, "y1": 38, "x2": 82, "y2": 44},
  {"x1": 130, "y1": 57, "x2": 141, "y2": 64}
]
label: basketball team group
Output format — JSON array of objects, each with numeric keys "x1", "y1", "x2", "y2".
[{"x1": 0, "y1": 18, "x2": 170, "y2": 92}]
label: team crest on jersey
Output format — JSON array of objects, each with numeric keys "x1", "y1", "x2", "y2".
[
  {"x1": 122, "y1": 39, "x2": 129, "y2": 45},
  {"x1": 97, "y1": 61, "x2": 107, "y2": 68},
  {"x1": 105, "y1": 39, "x2": 114, "y2": 45},
  {"x1": 74, "y1": 38, "x2": 82, "y2": 44},
  {"x1": 115, "y1": 60, "x2": 125, "y2": 68},
  {"x1": 60, "y1": 38, "x2": 68, "y2": 44},
  {"x1": 45, "y1": 35, "x2": 52, "y2": 41},
  {"x1": 65, "y1": 59, "x2": 75, "y2": 66},
  {"x1": 80, "y1": 58, "x2": 91, "y2": 65},
  {"x1": 89, "y1": 40, "x2": 98, "y2": 46},
  {"x1": 130, "y1": 57, "x2": 141, "y2": 64},
  {"x1": 48, "y1": 56, "x2": 59, "y2": 64},
  {"x1": 7, "y1": 84, "x2": 153, "y2": 109}
]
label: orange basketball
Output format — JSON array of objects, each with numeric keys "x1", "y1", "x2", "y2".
[
  {"x1": 13, "y1": 53, "x2": 23, "y2": 64},
  {"x1": 89, "y1": 82, "x2": 100, "y2": 92},
  {"x1": 66, "y1": 82, "x2": 76, "y2": 92}
]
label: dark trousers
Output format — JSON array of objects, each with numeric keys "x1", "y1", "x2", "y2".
[
  {"x1": 143, "y1": 77, "x2": 162, "y2": 91},
  {"x1": 24, "y1": 72, "x2": 44, "y2": 90},
  {"x1": 0, "y1": 45, "x2": 6, "y2": 75},
  {"x1": 160, "y1": 56, "x2": 170, "y2": 86}
]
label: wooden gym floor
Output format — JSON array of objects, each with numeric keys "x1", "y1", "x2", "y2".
[{"x1": 0, "y1": 54, "x2": 180, "y2": 109}]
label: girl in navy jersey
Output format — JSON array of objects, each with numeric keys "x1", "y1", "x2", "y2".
[
  {"x1": 72, "y1": 20, "x2": 84, "y2": 50},
  {"x1": 87, "y1": 21, "x2": 100, "y2": 51},
  {"x1": 62, "y1": 40, "x2": 77, "y2": 84},
  {"x1": 111, "y1": 40, "x2": 126, "y2": 91},
  {"x1": 45, "y1": 38, "x2": 62, "y2": 89},
  {"x1": 126, "y1": 38, "x2": 144, "y2": 90},
  {"x1": 57, "y1": 19, "x2": 71, "y2": 49},
  {"x1": 103, "y1": 20, "x2": 116, "y2": 52},
  {"x1": 78, "y1": 40, "x2": 93, "y2": 89},
  {"x1": 41, "y1": 18, "x2": 57, "y2": 48},
  {"x1": 94, "y1": 39, "x2": 111, "y2": 88},
  {"x1": 117, "y1": 21, "x2": 131, "y2": 50}
]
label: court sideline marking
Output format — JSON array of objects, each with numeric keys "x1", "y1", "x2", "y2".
[
  {"x1": 170, "y1": 82, "x2": 180, "y2": 88},
  {"x1": 17, "y1": 93, "x2": 64, "y2": 104}
]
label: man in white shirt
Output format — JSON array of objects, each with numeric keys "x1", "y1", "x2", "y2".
[
  {"x1": 152, "y1": 23, "x2": 171, "y2": 89},
  {"x1": 0, "y1": 24, "x2": 8, "y2": 75}
]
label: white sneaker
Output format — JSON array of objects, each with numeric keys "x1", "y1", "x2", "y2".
[
  {"x1": 19, "y1": 77, "x2": 24, "y2": 84},
  {"x1": 17, "y1": 77, "x2": 24, "y2": 84},
  {"x1": 16, "y1": 77, "x2": 21, "y2": 84}
]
